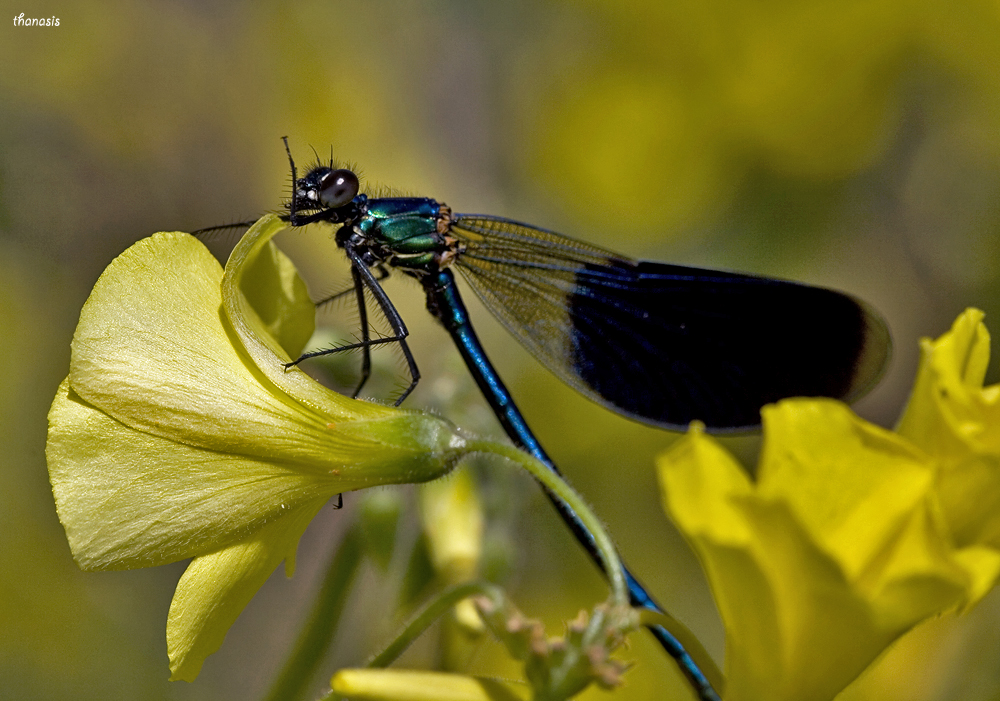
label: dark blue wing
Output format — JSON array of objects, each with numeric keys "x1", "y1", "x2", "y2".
[{"x1": 450, "y1": 215, "x2": 890, "y2": 430}]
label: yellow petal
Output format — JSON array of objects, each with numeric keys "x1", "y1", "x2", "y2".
[
  {"x1": 47, "y1": 378, "x2": 344, "y2": 571},
  {"x1": 167, "y1": 496, "x2": 327, "y2": 681},
  {"x1": 221, "y1": 217, "x2": 470, "y2": 479},
  {"x1": 67, "y1": 227, "x2": 462, "y2": 477},
  {"x1": 896, "y1": 309, "x2": 1000, "y2": 553},
  {"x1": 660, "y1": 430, "x2": 885, "y2": 700},
  {"x1": 758, "y1": 399, "x2": 935, "y2": 580},
  {"x1": 331, "y1": 669, "x2": 529, "y2": 701},
  {"x1": 222, "y1": 214, "x2": 381, "y2": 420},
  {"x1": 47, "y1": 219, "x2": 485, "y2": 682},
  {"x1": 896, "y1": 308, "x2": 995, "y2": 457},
  {"x1": 232, "y1": 221, "x2": 315, "y2": 360},
  {"x1": 652, "y1": 422, "x2": 753, "y2": 544},
  {"x1": 951, "y1": 545, "x2": 1000, "y2": 608},
  {"x1": 858, "y1": 498, "x2": 968, "y2": 630},
  {"x1": 727, "y1": 498, "x2": 890, "y2": 701},
  {"x1": 50, "y1": 225, "x2": 467, "y2": 572},
  {"x1": 658, "y1": 403, "x2": 981, "y2": 701},
  {"x1": 68, "y1": 230, "x2": 362, "y2": 458}
]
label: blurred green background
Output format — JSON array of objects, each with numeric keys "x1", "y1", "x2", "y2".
[{"x1": 3, "y1": 0, "x2": 1000, "y2": 699}]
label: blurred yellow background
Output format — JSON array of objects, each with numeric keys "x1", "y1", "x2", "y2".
[{"x1": 3, "y1": 0, "x2": 1000, "y2": 699}]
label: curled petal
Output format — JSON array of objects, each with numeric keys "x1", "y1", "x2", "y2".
[{"x1": 67, "y1": 229, "x2": 384, "y2": 462}]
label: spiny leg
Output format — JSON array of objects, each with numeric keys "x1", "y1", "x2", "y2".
[
  {"x1": 287, "y1": 252, "x2": 420, "y2": 406},
  {"x1": 345, "y1": 251, "x2": 420, "y2": 405},
  {"x1": 314, "y1": 265, "x2": 389, "y2": 308},
  {"x1": 191, "y1": 220, "x2": 261, "y2": 238},
  {"x1": 308, "y1": 265, "x2": 392, "y2": 398},
  {"x1": 351, "y1": 265, "x2": 372, "y2": 399}
]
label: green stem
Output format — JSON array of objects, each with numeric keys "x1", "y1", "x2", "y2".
[
  {"x1": 465, "y1": 439, "x2": 628, "y2": 608},
  {"x1": 262, "y1": 526, "x2": 364, "y2": 701},
  {"x1": 368, "y1": 582, "x2": 505, "y2": 668},
  {"x1": 638, "y1": 610, "x2": 724, "y2": 695},
  {"x1": 316, "y1": 582, "x2": 505, "y2": 701}
]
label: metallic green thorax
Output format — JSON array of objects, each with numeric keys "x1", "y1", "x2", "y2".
[{"x1": 353, "y1": 197, "x2": 459, "y2": 273}]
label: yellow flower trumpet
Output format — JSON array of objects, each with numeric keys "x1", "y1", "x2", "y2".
[
  {"x1": 47, "y1": 215, "x2": 467, "y2": 681},
  {"x1": 658, "y1": 310, "x2": 1000, "y2": 701}
]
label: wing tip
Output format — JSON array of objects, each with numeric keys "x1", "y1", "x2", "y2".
[{"x1": 840, "y1": 299, "x2": 893, "y2": 404}]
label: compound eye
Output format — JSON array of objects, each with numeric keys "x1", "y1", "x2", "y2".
[{"x1": 318, "y1": 168, "x2": 359, "y2": 208}]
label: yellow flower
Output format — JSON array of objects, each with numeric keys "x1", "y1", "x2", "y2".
[
  {"x1": 658, "y1": 397, "x2": 1000, "y2": 701},
  {"x1": 898, "y1": 309, "x2": 1000, "y2": 558},
  {"x1": 46, "y1": 215, "x2": 468, "y2": 681}
]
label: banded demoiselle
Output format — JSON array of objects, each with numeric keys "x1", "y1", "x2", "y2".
[
  {"x1": 281, "y1": 142, "x2": 890, "y2": 429},
  {"x1": 215, "y1": 140, "x2": 891, "y2": 700}
]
